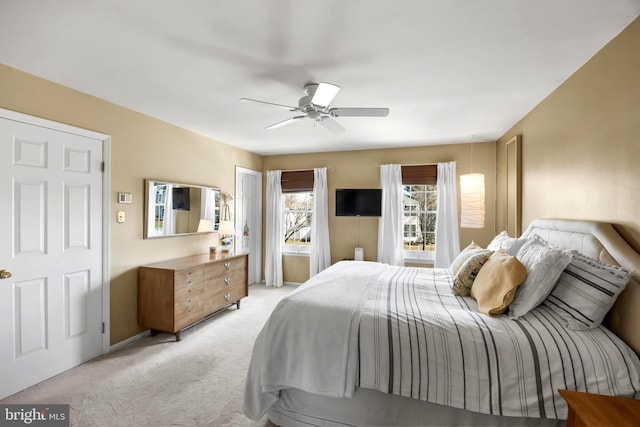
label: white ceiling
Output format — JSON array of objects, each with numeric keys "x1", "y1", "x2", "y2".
[{"x1": 1, "y1": 1, "x2": 638, "y2": 156}]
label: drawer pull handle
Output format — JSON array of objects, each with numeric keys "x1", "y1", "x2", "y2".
[
  {"x1": 224, "y1": 293, "x2": 231, "y2": 301},
  {"x1": 224, "y1": 262, "x2": 231, "y2": 270},
  {"x1": 224, "y1": 277, "x2": 231, "y2": 285}
]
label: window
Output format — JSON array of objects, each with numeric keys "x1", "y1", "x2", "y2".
[
  {"x1": 281, "y1": 170, "x2": 314, "y2": 254},
  {"x1": 401, "y1": 165, "x2": 437, "y2": 263},
  {"x1": 152, "y1": 183, "x2": 167, "y2": 233},
  {"x1": 283, "y1": 192, "x2": 313, "y2": 253}
]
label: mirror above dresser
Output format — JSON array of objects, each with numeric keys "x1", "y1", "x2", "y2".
[{"x1": 144, "y1": 179, "x2": 221, "y2": 239}]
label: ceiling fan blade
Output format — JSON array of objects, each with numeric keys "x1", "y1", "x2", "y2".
[
  {"x1": 265, "y1": 116, "x2": 306, "y2": 130},
  {"x1": 240, "y1": 97, "x2": 297, "y2": 110},
  {"x1": 318, "y1": 116, "x2": 346, "y2": 134},
  {"x1": 330, "y1": 107, "x2": 390, "y2": 117},
  {"x1": 310, "y1": 82, "x2": 341, "y2": 108}
]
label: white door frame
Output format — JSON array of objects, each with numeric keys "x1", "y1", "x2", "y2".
[
  {"x1": 0, "y1": 107, "x2": 111, "y2": 353},
  {"x1": 235, "y1": 166, "x2": 262, "y2": 285}
]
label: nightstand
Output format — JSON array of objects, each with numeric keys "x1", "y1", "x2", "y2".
[{"x1": 559, "y1": 389, "x2": 640, "y2": 427}]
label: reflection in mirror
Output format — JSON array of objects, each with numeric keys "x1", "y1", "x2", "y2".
[{"x1": 145, "y1": 179, "x2": 220, "y2": 238}]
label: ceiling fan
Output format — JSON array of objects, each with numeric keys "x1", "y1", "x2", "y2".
[{"x1": 240, "y1": 82, "x2": 389, "y2": 133}]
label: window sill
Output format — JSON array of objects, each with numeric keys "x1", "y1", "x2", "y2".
[
  {"x1": 404, "y1": 251, "x2": 435, "y2": 265},
  {"x1": 282, "y1": 250, "x2": 310, "y2": 257},
  {"x1": 404, "y1": 258, "x2": 434, "y2": 267}
]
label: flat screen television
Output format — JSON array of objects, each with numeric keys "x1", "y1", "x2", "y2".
[
  {"x1": 335, "y1": 188, "x2": 382, "y2": 217},
  {"x1": 172, "y1": 187, "x2": 191, "y2": 210}
]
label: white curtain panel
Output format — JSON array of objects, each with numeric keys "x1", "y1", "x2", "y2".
[
  {"x1": 377, "y1": 164, "x2": 405, "y2": 266},
  {"x1": 434, "y1": 161, "x2": 460, "y2": 267},
  {"x1": 310, "y1": 167, "x2": 331, "y2": 276},
  {"x1": 265, "y1": 170, "x2": 283, "y2": 287},
  {"x1": 200, "y1": 188, "x2": 214, "y2": 220}
]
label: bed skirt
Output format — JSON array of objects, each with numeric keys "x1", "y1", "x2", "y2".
[{"x1": 268, "y1": 387, "x2": 564, "y2": 427}]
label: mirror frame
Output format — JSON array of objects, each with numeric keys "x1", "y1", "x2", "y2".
[
  {"x1": 506, "y1": 135, "x2": 522, "y2": 237},
  {"x1": 144, "y1": 179, "x2": 221, "y2": 239}
]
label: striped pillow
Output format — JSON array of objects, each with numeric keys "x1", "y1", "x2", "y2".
[{"x1": 543, "y1": 252, "x2": 631, "y2": 330}]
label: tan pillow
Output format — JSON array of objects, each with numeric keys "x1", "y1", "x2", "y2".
[
  {"x1": 471, "y1": 249, "x2": 528, "y2": 316},
  {"x1": 450, "y1": 241, "x2": 481, "y2": 275}
]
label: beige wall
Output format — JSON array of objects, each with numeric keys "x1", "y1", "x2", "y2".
[
  {"x1": 496, "y1": 16, "x2": 640, "y2": 251},
  {"x1": 264, "y1": 142, "x2": 497, "y2": 283},
  {"x1": 0, "y1": 64, "x2": 263, "y2": 344}
]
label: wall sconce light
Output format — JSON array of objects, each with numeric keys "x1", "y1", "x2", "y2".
[
  {"x1": 460, "y1": 173, "x2": 485, "y2": 228},
  {"x1": 219, "y1": 193, "x2": 235, "y2": 252}
]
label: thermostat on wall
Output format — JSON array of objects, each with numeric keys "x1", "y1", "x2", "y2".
[{"x1": 118, "y1": 192, "x2": 132, "y2": 204}]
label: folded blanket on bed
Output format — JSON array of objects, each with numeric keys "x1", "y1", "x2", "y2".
[{"x1": 244, "y1": 261, "x2": 387, "y2": 420}]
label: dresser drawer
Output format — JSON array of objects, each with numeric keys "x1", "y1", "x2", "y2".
[
  {"x1": 205, "y1": 256, "x2": 247, "y2": 278},
  {"x1": 175, "y1": 268, "x2": 204, "y2": 287},
  {"x1": 175, "y1": 281, "x2": 203, "y2": 303},
  {"x1": 211, "y1": 282, "x2": 247, "y2": 306},
  {"x1": 175, "y1": 298, "x2": 204, "y2": 330}
]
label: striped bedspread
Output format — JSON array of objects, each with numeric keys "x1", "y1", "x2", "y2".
[{"x1": 357, "y1": 265, "x2": 640, "y2": 419}]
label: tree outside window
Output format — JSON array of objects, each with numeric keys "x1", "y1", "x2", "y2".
[{"x1": 283, "y1": 192, "x2": 313, "y2": 249}]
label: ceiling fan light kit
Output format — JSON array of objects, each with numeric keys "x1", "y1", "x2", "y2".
[{"x1": 240, "y1": 82, "x2": 390, "y2": 133}]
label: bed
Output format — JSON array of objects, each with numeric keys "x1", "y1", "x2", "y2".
[{"x1": 244, "y1": 219, "x2": 640, "y2": 426}]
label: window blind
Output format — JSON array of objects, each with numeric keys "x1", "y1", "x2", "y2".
[
  {"x1": 280, "y1": 170, "x2": 314, "y2": 193},
  {"x1": 401, "y1": 164, "x2": 437, "y2": 185}
]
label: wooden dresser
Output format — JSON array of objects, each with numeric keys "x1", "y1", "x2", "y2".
[
  {"x1": 559, "y1": 389, "x2": 640, "y2": 427},
  {"x1": 138, "y1": 253, "x2": 248, "y2": 341}
]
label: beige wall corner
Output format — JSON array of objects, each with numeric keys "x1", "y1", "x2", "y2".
[{"x1": 496, "y1": 16, "x2": 640, "y2": 251}]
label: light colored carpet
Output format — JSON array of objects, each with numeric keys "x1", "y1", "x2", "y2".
[{"x1": 1, "y1": 284, "x2": 295, "y2": 427}]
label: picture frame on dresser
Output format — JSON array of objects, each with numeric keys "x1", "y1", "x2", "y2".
[{"x1": 138, "y1": 253, "x2": 248, "y2": 341}]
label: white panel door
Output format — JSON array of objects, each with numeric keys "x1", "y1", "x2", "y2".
[
  {"x1": 235, "y1": 167, "x2": 262, "y2": 285},
  {"x1": 0, "y1": 117, "x2": 104, "y2": 399}
]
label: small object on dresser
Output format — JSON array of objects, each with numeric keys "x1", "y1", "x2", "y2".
[{"x1": 210, "y1": 246, "x2": 217, "y2": 255}]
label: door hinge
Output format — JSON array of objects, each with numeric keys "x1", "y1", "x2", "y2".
[
  {"x1": 102, "y1": 322, "x2": 105, "y2": 334},
  {"x1": 100, "y1": 161, "x2": 105, "y2": 172}
]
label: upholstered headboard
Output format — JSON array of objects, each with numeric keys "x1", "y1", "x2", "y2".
[{"x1": 522, "y1": 219, "x2": 640, "y2": 355}]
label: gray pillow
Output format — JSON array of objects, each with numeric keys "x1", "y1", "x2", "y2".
[{"x1": 543, "y1": 252, "x2": 631, "y2": 330}]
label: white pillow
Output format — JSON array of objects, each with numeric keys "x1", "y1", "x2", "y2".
[
  {"x1": 487, "y1": 231, "x2": 526, "y2": 256},
  {"x1": 508, "y1": 235, "x2": 572, "y2": 319}
]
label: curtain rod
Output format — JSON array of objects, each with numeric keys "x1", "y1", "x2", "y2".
[
  {"x1": 265, "y1": 166, "x2": 333, "y2": 173},
  {"x1": 376, "y1": 161, "x2": 458, "y2": 167}
]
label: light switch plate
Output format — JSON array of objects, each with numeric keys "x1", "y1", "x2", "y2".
[{"x1": 118, "y1": 192, "x2": 132, "y2": 204}]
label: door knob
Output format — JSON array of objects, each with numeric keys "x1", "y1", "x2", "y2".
[{"x1": 0, "y1": 269, "x2": 12, "y2": 279}]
